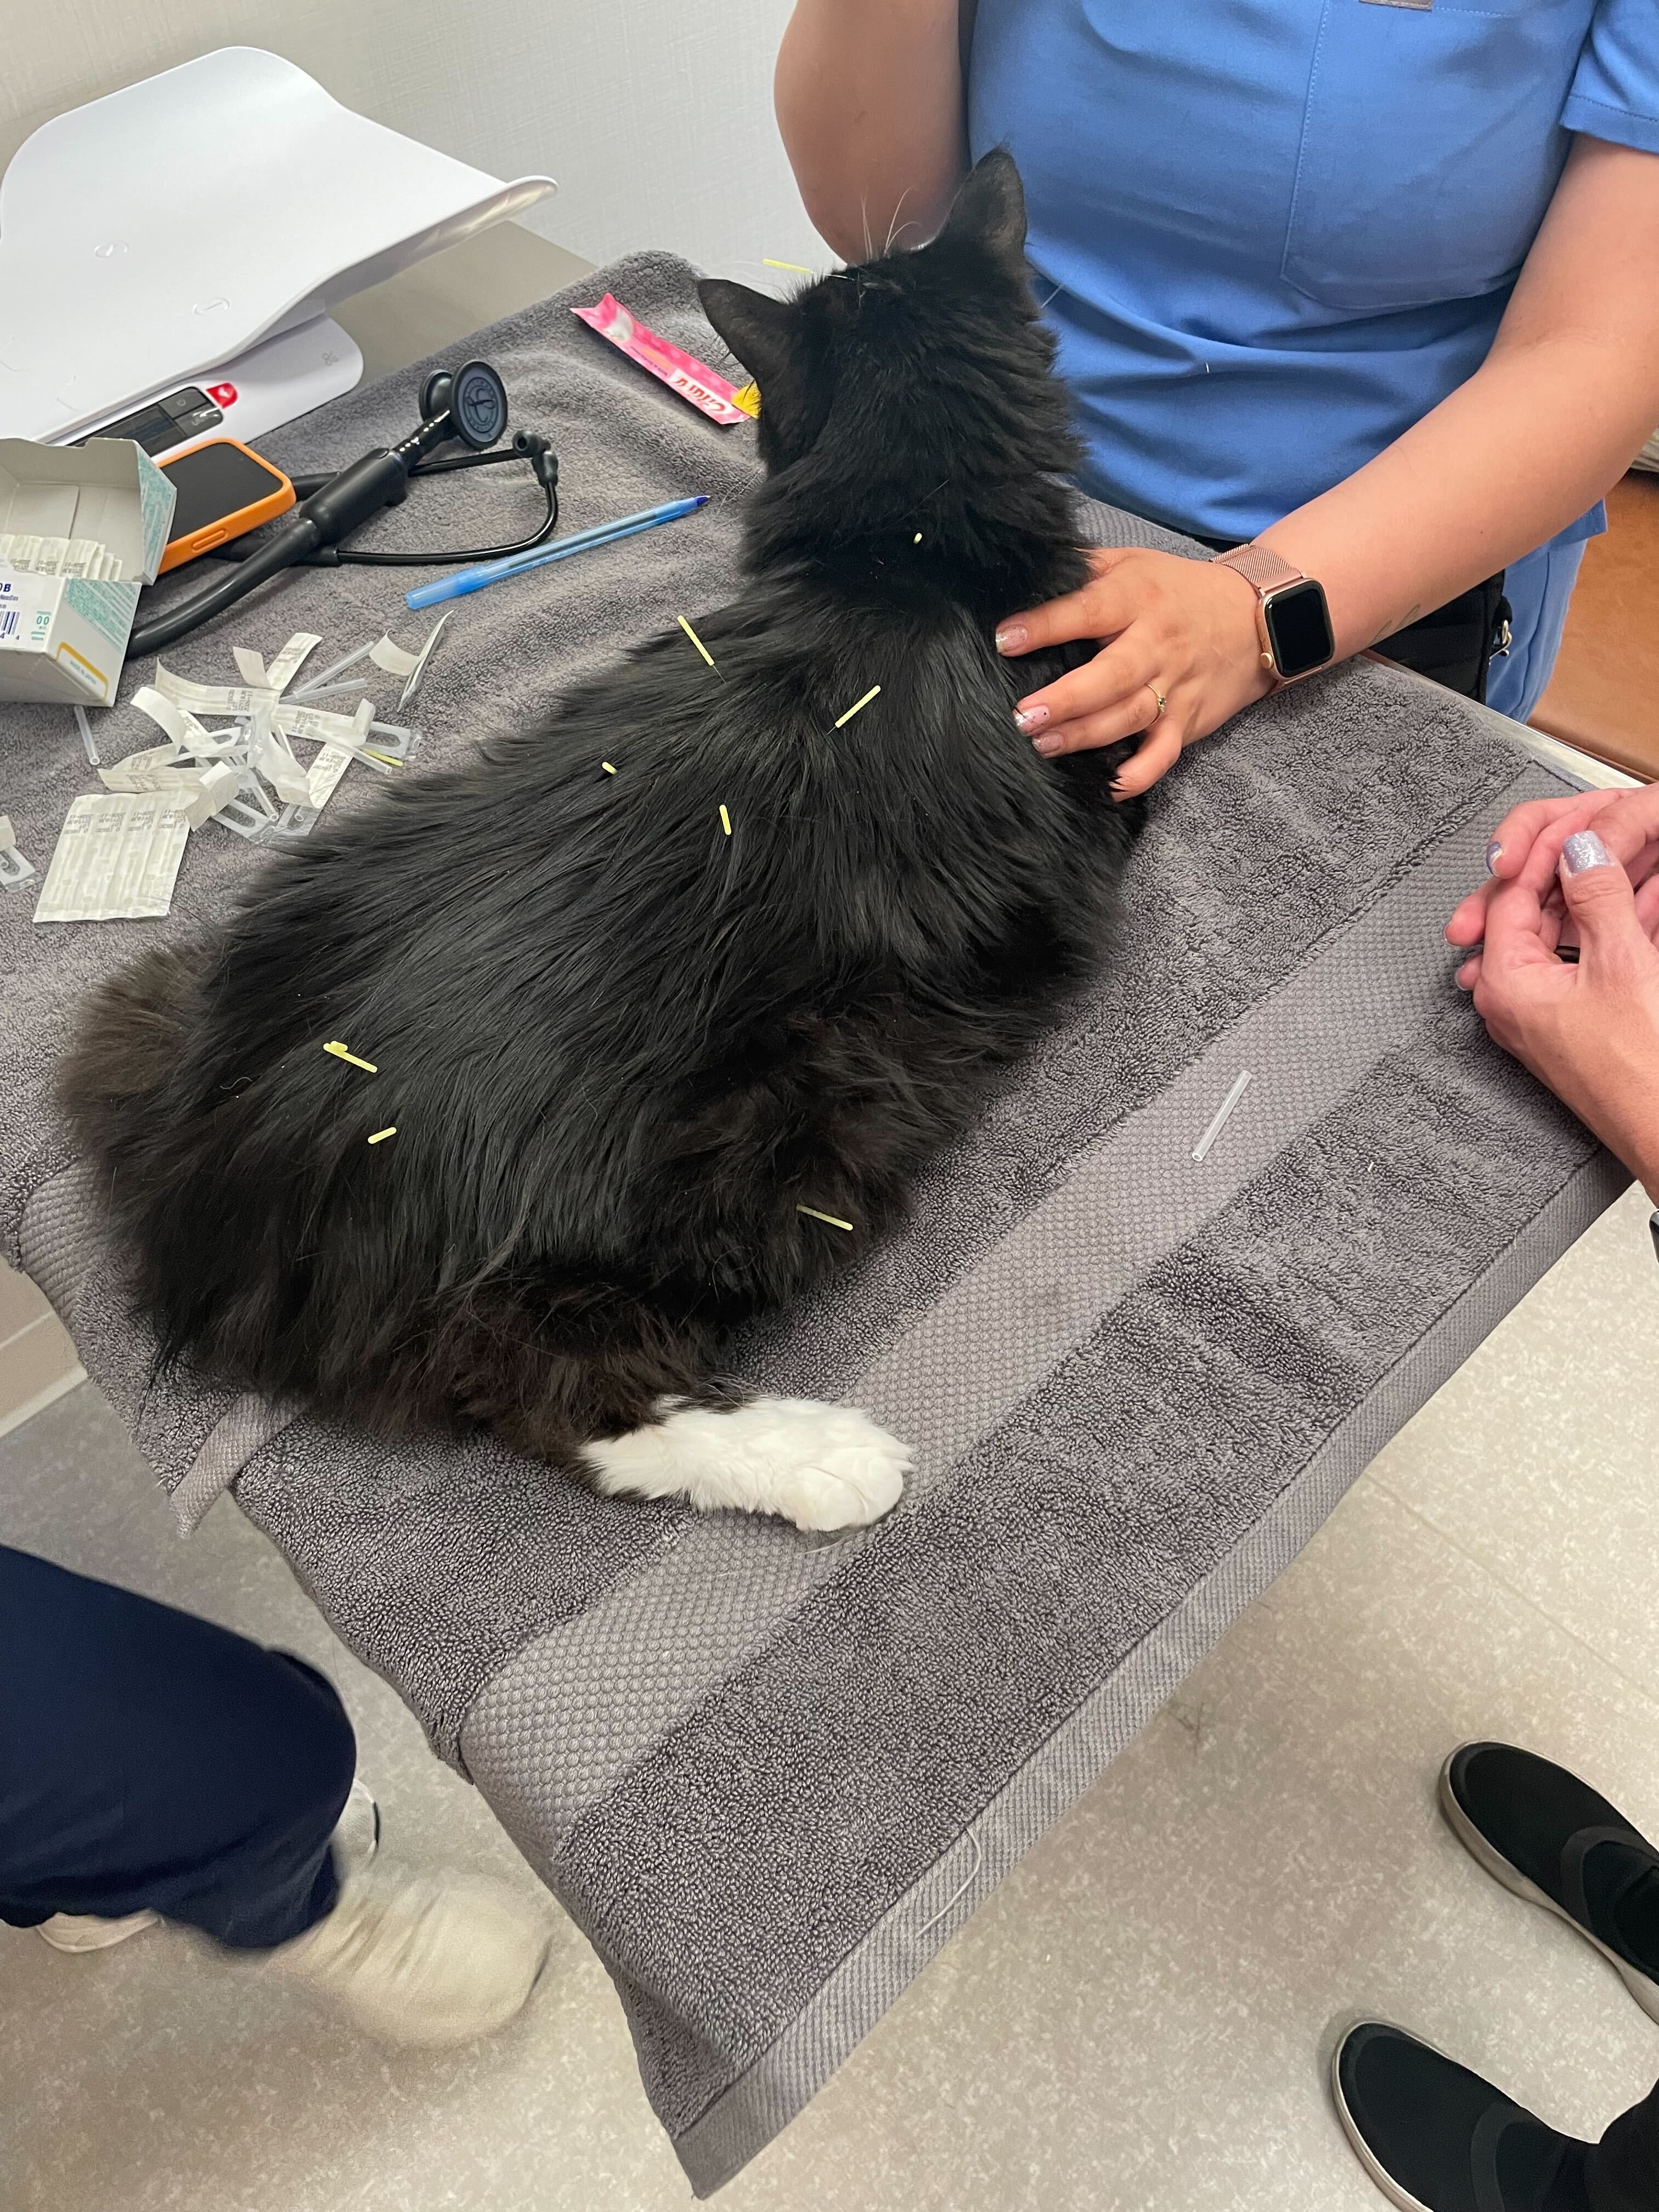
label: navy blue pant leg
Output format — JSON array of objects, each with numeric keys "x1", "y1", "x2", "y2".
[
  {"x1": 1588, "y1": 2079, "x2": 1659, "y2": 2212},
  {"x1": 0, "y1": 1544, "x2": 354, "y2": 1949}
]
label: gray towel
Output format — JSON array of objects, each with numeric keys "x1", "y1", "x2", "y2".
[{"x1": 0, "y1": 252, "x2": 1623, "y2": 2194}]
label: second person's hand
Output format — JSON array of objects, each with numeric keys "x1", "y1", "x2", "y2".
[
  {"x1": 1458, "y1": 830, "x2": 1659, "y2": 1200},
  {"x1": 995, "y1": 546, "x2": 1275, "y2": 795},
  {"x1": 1447, "y1": 781, "x2": 1659, "y2": 981}
]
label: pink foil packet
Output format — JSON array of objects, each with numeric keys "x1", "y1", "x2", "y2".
[{"x1": 572, "y1": 295, "x2": 750, "y2": 427}]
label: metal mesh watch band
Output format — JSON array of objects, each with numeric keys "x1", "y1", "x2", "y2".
[{"x1": 1211, "y1": 543, "x2": 1306, "y2": 594}]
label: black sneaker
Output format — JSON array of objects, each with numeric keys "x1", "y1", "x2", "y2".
[
  {"x1": 1441, "y1": 1745, "x2": 1659, "y2": 2024},
  {"x1": 1333, "y1": 2022, "x2": 1591, "y2": 2212}
]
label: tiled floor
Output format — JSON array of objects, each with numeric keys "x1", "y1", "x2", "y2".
[
  {"x1": 3, "y1": 1182, "x2": 1657, "y2": 2212},
  {"x1": 0, "y1": 1258, "x2": 82, "y2": 1438}
]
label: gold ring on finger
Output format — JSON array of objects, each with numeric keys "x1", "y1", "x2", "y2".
[{"x1": 1145, "y1": 684, "x2": 1167, "y2": 721}]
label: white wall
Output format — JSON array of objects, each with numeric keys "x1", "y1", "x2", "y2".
[{"x1": 0, "y1": 0, "x2": 828, "y2": 284}]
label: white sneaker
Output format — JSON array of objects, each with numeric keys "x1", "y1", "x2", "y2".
[
  {"x1": 36, "y1": 1775, "x2": 381, "y2": 1955},
  {"x1": 330, "y1": 1775, "x2": 381, "y2": 1876},
  {"x1": 259, "y1": 1863, "x2": 550, "y2": 2047},
  {"x1": 35, "y1": 1905, "x2": 161, "y2": 1953}
]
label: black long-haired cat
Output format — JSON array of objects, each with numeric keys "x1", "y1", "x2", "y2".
[{"x1": 61, "y1": 151, "x2": 1142, "y2": 1532}]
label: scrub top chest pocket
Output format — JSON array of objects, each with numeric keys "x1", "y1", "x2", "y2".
[{"x1": 1282, "y1": 0, "x2": 1593, "y2": 313}]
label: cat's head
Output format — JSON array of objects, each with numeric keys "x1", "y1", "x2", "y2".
[{"x1": 697, "y1": 151, "x2": 1083, "y2": 608}]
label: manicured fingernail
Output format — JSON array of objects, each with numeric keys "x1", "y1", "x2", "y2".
[
  {"x1": 996, "y1": 624, "x2": 1027, "y2": 654},
  {"x1": 1014, "y1": 703, "x2": 1048, "y2": 734},
  {"x1": 1561, "y1": 831, "x2": 1612, "y2": 877},
  {"x1": 1485, "y1": 839, "x2": 1502, "y2": 873},
  {"x1": 1032, "y1": 733, "x2": 1063, "y2": 757}
]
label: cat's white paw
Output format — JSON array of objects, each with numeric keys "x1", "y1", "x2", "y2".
[
  {"x1": 765, "y1": 1403, "x2": 911, "y2": 1531},
  {"x1": 584, "y1": 1395, "x2": 910, "y2": 1531}
]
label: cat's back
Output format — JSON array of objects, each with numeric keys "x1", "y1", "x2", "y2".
[
  {"x1": 212, "y1": 580, "x2": 1120, "y2": 1135},
  {"x1": 497, "y1": 580, "x2": 1119, "y2": 982}
]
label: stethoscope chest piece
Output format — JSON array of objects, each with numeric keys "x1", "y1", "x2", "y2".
[{"x1": 419, "y1": 361, "x2": 510, "y2": 450}]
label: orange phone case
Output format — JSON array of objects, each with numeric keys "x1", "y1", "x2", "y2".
[{"x1": 157, "y1": 438, "x2": 296, "y2": 573}]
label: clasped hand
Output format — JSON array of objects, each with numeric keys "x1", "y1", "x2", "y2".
[{"x1": 1447, "y1": 783, "x2": 1659, "y2": 1198}]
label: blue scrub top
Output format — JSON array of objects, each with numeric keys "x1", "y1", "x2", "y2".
[{"x1": 968, "y1": 0, "x2": 1659, "y2": 549}]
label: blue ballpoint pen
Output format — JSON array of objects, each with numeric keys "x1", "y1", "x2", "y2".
[{"x1": 405, "y1": 496, "x2": 708, "y2": 611}]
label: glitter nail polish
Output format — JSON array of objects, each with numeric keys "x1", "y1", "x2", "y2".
[{"x1": 1561, "y1": 830, "x2": 1612, "y2": 877}]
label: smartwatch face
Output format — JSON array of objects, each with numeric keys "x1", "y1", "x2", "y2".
[{"x1": 1263, "y1": 579, "x2": 1335, "y2": 679}]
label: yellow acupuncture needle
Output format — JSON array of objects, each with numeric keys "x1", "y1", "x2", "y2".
[
  {"x1": 719, "y1": 804, "x2": 731, "y2": 836},
  {"x1": 323, "y1": 1041, "x2": 377, "y2": 1074},
  {"x1": 796, "y1": 1204, "x2": 854, "y2": 1232},
  {"x1": 678, "y1": 614, "x2": 716, "y2": 669},
  {"x1": 602, "y1": 760, "x2": 617, "y2": 774},
  {"x1": 833, "y1": 685, "x2": 882, "y2": 729},
  {"x1": 367, "y1": 1127, "x2": 397, "y2": 1144},
  {"x1": 764, "y1": 259, "x2": 814, "y2": 274}
]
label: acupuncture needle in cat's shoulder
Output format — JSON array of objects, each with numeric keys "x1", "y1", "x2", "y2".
[
  {"x1": 323, "y1": 1040, "x2": 377, "y2": 1074},
  {"x1": 677, "y1": 615, "x2": 718, "y2": 673},
  {"x1": 833, "y1": 686, "x2": 882, "y2": 730}
]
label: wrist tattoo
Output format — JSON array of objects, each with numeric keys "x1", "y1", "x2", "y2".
[{"x1": 1369, "y1": 602, "x2": 1422, "y2": 647}]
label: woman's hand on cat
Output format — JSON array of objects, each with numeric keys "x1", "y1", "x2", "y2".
[{"x1": 995, "y1": 548, "x2": 1273, "y2": 794}]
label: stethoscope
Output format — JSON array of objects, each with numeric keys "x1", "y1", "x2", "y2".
[{"x1": 128, "y1": 359, "x2": 560, "y2": 658}]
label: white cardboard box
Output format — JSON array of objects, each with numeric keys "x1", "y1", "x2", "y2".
[{"x1": 0, "y1": 438, "x2": 174, "y2": 704}]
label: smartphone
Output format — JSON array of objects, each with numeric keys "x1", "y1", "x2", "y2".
[{"x1": 157, "y1": 439, "x2": 295, "y2": 573}]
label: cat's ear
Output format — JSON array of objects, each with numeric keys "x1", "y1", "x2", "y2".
[
  {"x1": 938, "y1": 148, "x2": 1028, "y2": 268},
  {"x1": 698, "y1": 278, "x2": 832, "y2": 462},
  {"x1": 697, "y1": 280, "x2": 799, "y2": 390}
]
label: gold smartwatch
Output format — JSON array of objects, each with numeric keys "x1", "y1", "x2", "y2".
[{"x1": 1212, "y1": 544, "x2": 1335, "y2": 686}]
